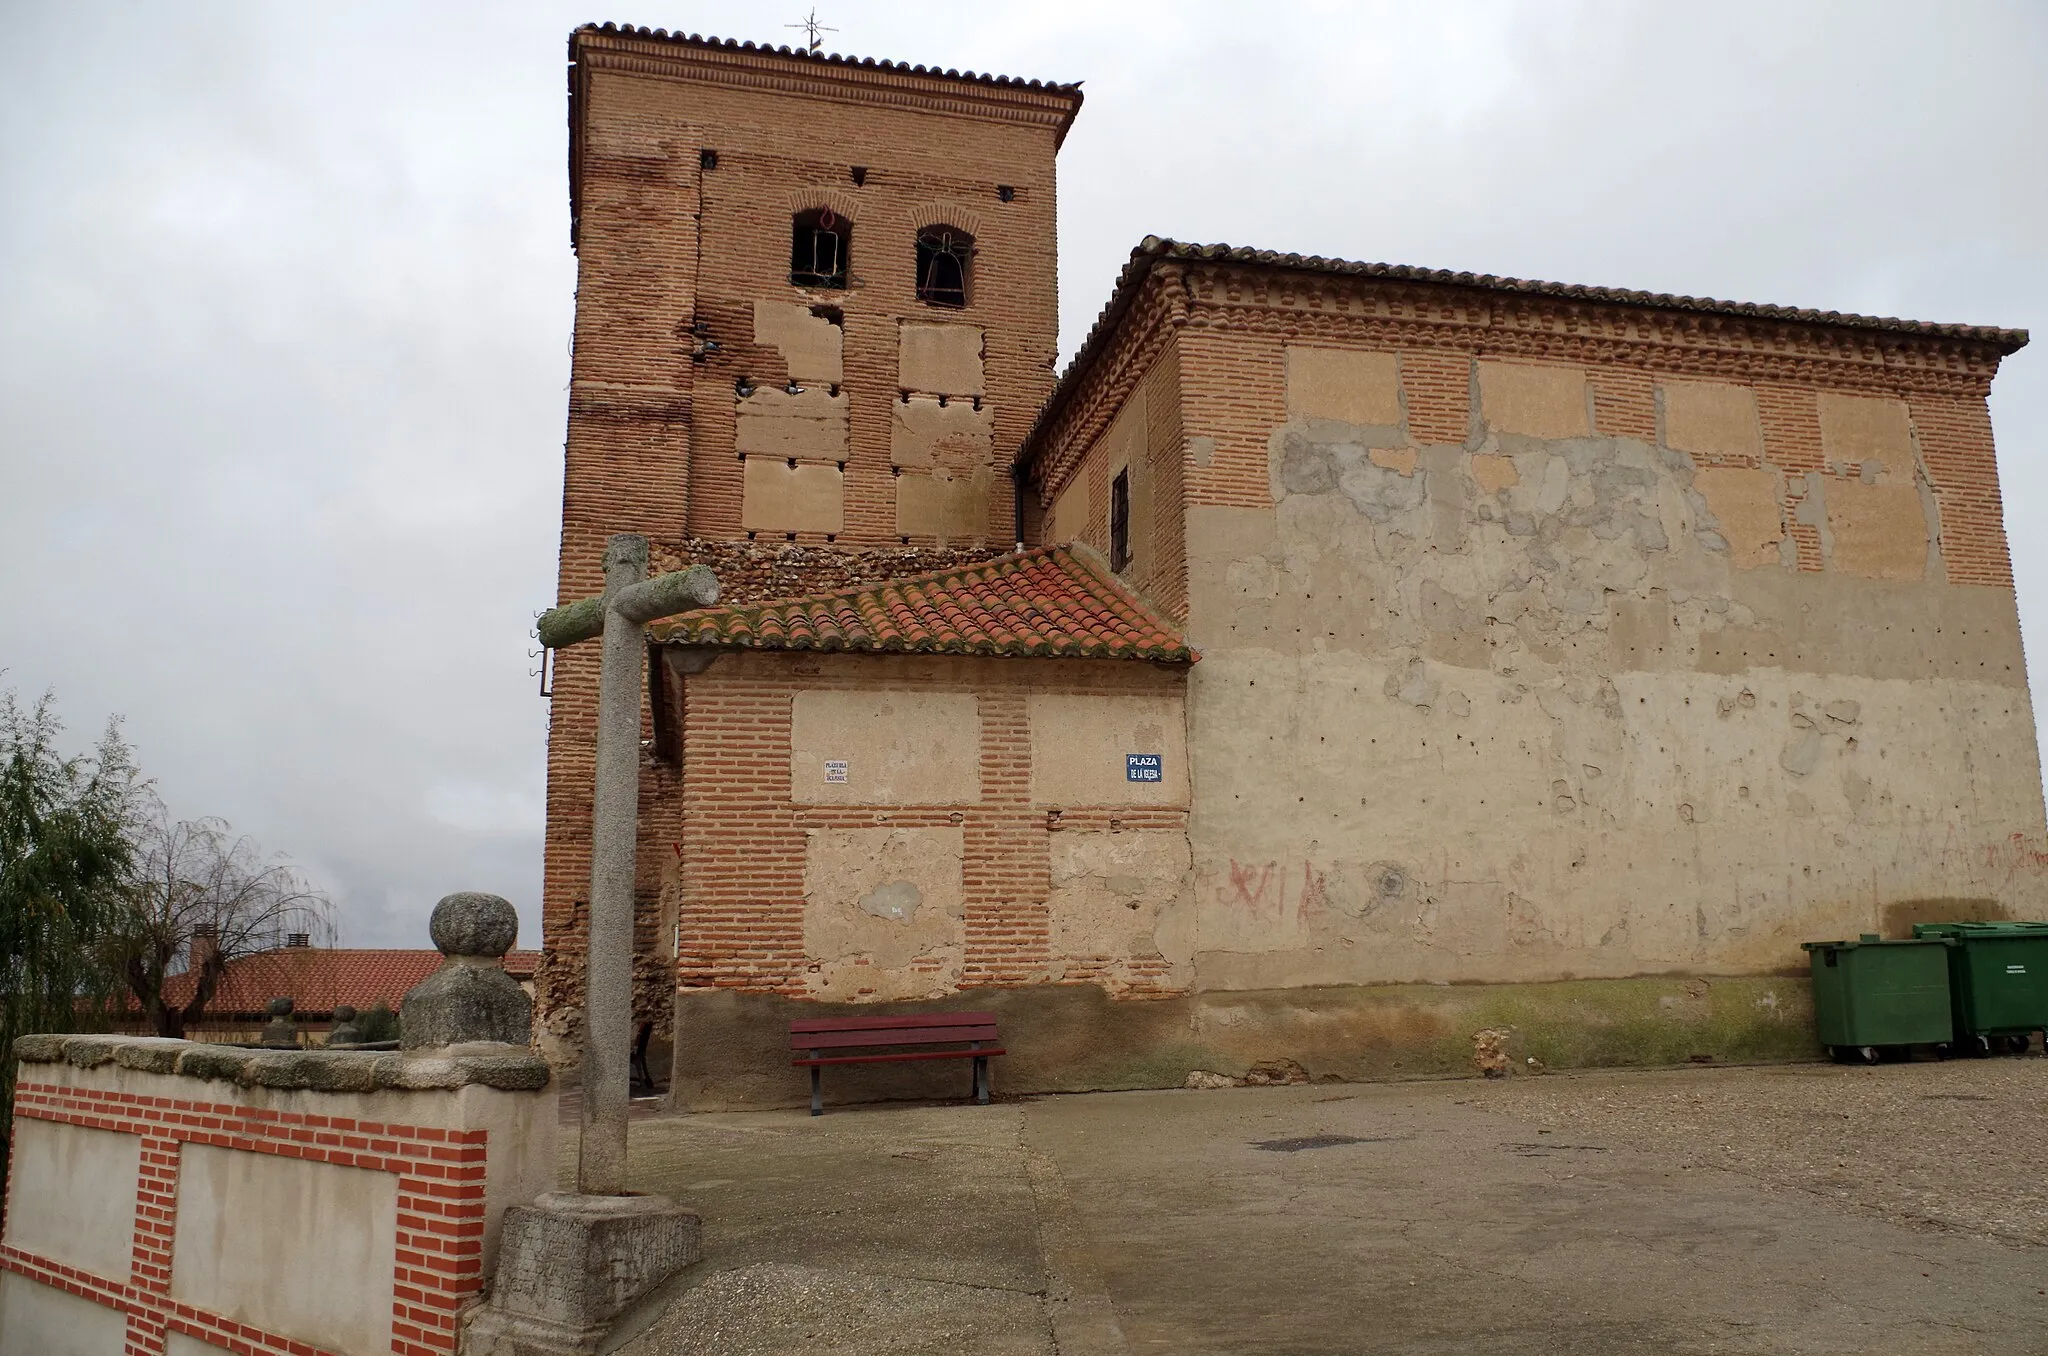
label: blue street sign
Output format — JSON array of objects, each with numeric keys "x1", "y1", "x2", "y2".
[{"x1": 1126, "y1": 753, "x2": 1162, "y2": 783}]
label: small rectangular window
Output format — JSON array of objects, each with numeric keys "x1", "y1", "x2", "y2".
[{"x1": 1109, "y1": 468, "x2": 1131, "y2": 572}]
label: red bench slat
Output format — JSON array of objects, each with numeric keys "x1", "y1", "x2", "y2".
[
  {"x1": 794, "y1": 1047, "x2": 1008, "y2": 1068},
  {"x1": 790, "y1": 1025, "x2": 998, "y2": 1051},
  {"x1": 790, "y1": 1012, "x2": 996, "y2": 1034},
  {"x1": 789, "y1": 1009, "x2": 1005, "y2": 1114}
]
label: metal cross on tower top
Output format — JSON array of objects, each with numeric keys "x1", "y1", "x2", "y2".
[
  {"x1": 538, "y1": 535, "x2": 719, "y2": 1195},
  {"x1": 786, "y1": 8, "x2": 837, "y2": 54}
]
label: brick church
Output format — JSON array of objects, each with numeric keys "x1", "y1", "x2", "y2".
[{"x1": 540, "y1": 24, "x2": 2040, "y2": 1103}]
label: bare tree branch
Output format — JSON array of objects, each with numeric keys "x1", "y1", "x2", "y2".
[{"x1": 117, "y1": 804, "x2": 332, "y2": 1038}]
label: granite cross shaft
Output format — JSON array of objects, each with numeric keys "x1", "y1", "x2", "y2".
[{"x1": 538, "y1": 533, "x2": 719, "y2": 1195}]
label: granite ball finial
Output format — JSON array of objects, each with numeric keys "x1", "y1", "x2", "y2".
[
  {"x1": 260, "y1": 996, "x2": 298, "y2": 1048},
  {"x1": 403, "y1": 890, "x2": 532, "y2": 1051},
  {"x1": 430, "y1": 891, "x2": 519, "y2": 958}
]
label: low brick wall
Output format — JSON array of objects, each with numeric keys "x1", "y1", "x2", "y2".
[{"x1": 1, "y1": 1035, "x2": 556, "y2": 1356}]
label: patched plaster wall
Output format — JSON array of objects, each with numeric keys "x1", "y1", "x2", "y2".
[
  {"x1": 674, "y1": 653, "x2": 1192, "y2": 1000},
  {"x1": 803, "y1": 825, "x2": 967, "y2": 999},
  {"x1": 1177, "y1": 339, "x2": 2045, "y2": 990}
]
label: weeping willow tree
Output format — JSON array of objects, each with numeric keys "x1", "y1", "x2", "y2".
[{"x1": 0, "y1": 690, "x2": 144, "y2": 1191}]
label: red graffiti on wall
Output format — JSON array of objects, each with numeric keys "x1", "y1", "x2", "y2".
[
  {"x1": 1984, "y1": 833, "x2": 2048, "y2": 875},
  {"x1": 1227, "y1": 859, "x2": 1282, "y2": 919}
]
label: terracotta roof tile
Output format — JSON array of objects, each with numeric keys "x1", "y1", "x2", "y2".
[
  {"x1": 649, "y1": 545, "x2": 1195, "y2": 663},
  {"x1": 574, "y1": 23, "x2": 1083, "y2": 95},
  {"x1": 150, "y1": 948, "x2": 539, "y2": 1021}
]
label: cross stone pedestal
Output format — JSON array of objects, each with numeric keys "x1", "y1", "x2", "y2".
[{"x1": 462, "y1": 1193, "x2": 701, "y2": 1356}]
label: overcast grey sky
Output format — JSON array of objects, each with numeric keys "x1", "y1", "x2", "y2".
[{"x1": 3, "y1": 1, "x2": 2043, "y2": 950}]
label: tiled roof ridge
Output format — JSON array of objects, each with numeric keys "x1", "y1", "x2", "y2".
[
  {"x1": 1138, "y1": 238, "x2": 2029, "y2": 346},
  {"x1": 575, "y1": 23, "x2": 1084, "y2": 95},
  {"x1": 1021, "y1": 235, "x2": 2030, "y2": 475}
]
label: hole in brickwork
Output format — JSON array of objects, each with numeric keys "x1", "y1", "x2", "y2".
[
  {"x1": 996, "y1": 184, "x2": 1015, "y2": 202},
  {"x1": 810, "y1": 305, "x2": 844, "y2": 327},
  {"x1": 850, "y1": 166, "x2": 867, "y2": 185},
  {"x1": 700, "y1": 148, "x2": 718, "y2": 170}
]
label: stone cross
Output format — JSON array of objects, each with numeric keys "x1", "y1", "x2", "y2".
[{"x1": 538, "y1": 534, "x2": 719, "y2": 1196}]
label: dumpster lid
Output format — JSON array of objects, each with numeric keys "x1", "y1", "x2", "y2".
[
  {"x1": 1911, "y1": 920, "x2": 2048, "y2": 938},
  {"x1": 1802, "y1": 934, "x2": 1948, "y2": 951}
]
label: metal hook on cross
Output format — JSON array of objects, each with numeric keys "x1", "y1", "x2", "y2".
[{"x1": 538, "y1": 534, "x2": 720, "y2": 1196}]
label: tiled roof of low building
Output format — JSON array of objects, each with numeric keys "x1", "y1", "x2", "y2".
[
  {"x1": 1023, "y1": 236, "x2": 2031, "y2": 473},
  {"x1": 152, "y1": 948, "x2": 539, "y2": 1021},
  {"x1": 649, "y1": 545, "x2": 1195, "y2": 663}
]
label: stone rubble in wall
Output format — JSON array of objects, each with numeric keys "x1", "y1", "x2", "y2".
[{"x1": 652, "y1": 538, "x2": 1014, "y2": 607}]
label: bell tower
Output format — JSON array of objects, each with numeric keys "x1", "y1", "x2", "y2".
[{"x1": 540, "y1": 23, "x2": 1083, "y2": 1047}]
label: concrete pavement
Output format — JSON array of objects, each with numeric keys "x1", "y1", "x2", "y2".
[{"x1": 593, "y1": 1064, "x2": 2048, "y2": 1355}]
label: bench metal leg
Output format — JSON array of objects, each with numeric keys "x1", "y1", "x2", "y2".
[
  {"x1": 810, "y1": 1059, "x2": 823, "y2": 1117},
  {"x1": 973, "y1": 1055, "x2": 989, "y2": 1105}
]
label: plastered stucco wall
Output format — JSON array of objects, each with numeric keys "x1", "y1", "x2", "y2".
[{"x1": 1174, "y1": 337, "x2": 2046, "y2": 990}]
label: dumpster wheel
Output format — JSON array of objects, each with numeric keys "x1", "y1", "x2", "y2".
[{"x1": 1830, "y1": 1045, "x2": 1881, "y2": 1065}]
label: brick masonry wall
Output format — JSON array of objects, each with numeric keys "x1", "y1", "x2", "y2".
[
  {"x1": 1039, "y1": 337, "x2": 1191, "y2": 620},
  {"x1": 1027, "y1": 259, "x2": 2018, "y2": 588},
  {"x1": 3, "y1": 1078, "x2": 487, "y2": 1356},
  {"x1": 673, "y1": 651, "x2": 1186, "y2": 996},
  {"x1": 542, "y1": 35, "x2": 1076, "y2": 1039}
]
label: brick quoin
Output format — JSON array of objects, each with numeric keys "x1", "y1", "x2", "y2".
[{"x1": 3, "y1": 1081, "x2": 487, "y2": 1356}]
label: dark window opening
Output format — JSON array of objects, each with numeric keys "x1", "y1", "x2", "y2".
[
  {"x1": 1109, "y1": 468, "x2": 1131, "y2": 572},
  {"x1": 915, "y1": 226, "x2": 973, "y2": 307},
  {"x1": 649, "y1": 647, "x2": 679, "y2": 766},
  {"x1": 791, "y1": 208, "x2": 850, "y2": 288}
]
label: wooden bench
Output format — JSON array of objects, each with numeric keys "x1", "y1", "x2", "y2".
[{"x1": 789, "y1": 1012, "x2": 1005, "y2": 1116}]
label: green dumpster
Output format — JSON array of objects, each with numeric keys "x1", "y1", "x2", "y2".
[
  {"x1": 1910, "y1": 921, "x2": 2048, "y2": 1055},
  {"x1": 1802, "y1": 934, "x2": 1953, "y2": 1063}
]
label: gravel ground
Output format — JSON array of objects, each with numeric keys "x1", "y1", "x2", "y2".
[
  {"x1": 615, "y1": 1262, "x2": 1052, "y2": 1356},
  {"x1": 1481, "y1": 1055, "x2": 2048, "y2": 1248}
]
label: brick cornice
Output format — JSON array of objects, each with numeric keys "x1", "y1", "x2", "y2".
[
  {"x1": 575, "y1": 32, "x2": 1081, "y2": 142},
  {"x1": 1023, "y1": 243, "x2": 2021, "y2": 480},
  {"x1": 1180, "y1": 264, "x2": 2009, "y2": 398},
  {"x1": 1027, "y1": 268, "x2": 1185, "y2": 501}
]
